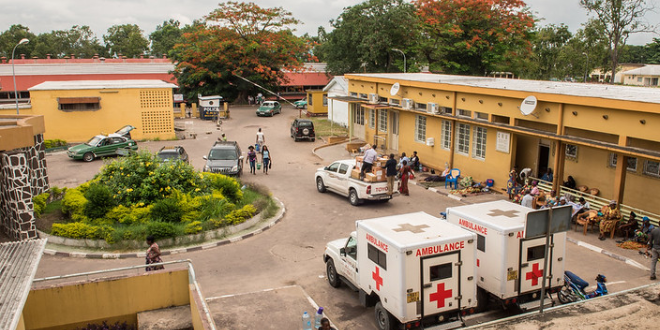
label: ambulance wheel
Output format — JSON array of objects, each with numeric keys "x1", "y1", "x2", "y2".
[
  {"x1": 316, "y1": 177, "x2": 327, "y2": 193},
  {"x1": 349, "y1": 189, "x2": 361, "y2": 206},
  {"x1": 326, "y1": 259, "x2": 341, "y2": 288},
  {"x1": 374, "y1": 302, "x2": 394, "y2": 330}
]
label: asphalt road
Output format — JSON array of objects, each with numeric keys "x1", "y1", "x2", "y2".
[{"x1": 36, "y1": 105, "x2": 657, "y2": 329}]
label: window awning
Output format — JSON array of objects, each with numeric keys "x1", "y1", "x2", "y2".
[{"x1": 57, "y1": 97, "x2": 100, "y2": 104}]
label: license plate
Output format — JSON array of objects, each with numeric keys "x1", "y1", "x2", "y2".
[
  {"x1": 407, "y1": 291, "x2": 420, "y2": 303},
  {"x1": 374, "y1": 187, "x2": 388, "y2": 193}
]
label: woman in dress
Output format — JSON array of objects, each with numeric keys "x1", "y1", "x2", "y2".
[
  {"x1": 145, "y1": 235, "x2": 164, "y2": 271},
  {"x1": 399, "y1": 160, "x2": 413, "y2": 196},
  {"x1": 261, "y1": 145, "x2": 271, "y2": 174},
  {"x1": 506, "y1": 169, "x2": 517, "y2": 200}
]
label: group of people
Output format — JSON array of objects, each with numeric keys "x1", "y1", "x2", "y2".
[
  {"x1": 247, "y1": 93, "x2": 265, "y2": 105},
  {"x1": 247, "y1": 128, "x2": 272, "y2": 175},
  {"x1": 360, "y1": 146, "x2": 419, "y2": 196}
]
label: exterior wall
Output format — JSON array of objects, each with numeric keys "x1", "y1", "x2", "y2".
[
  {"x1": 28, "y1": 87, "x2": 175, "y2": 142},
  {"x1": 327, "y1": 99, "x2": 349, "y2": 127},
  {"x1": 22, "y1": 270, "x2": 190, "y2": 330},
  {"x1": 622, "y1": 74, "x2": 660, "y2": 87},
  {"x1": 306, "y1": 90, "x2": 328, "y2": 115},
  {"x1": 0, "y1": 115, "x2": 48, "y2": 240}
]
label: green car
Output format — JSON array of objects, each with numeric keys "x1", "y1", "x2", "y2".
[
  {"x1": 67, "y1": 125, "x2": 138, "y2": 162},
  {"x1": 256, "y1": 101, "x2": 282, "y2": 117},
  {"x1": 293, "y1": 99, "x2": 307, "y2": 109}
]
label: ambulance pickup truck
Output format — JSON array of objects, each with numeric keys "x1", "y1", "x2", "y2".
[
  {"x1": 323, "y1": 212, "x2": 478, "y2": 330},
  {"x1": 315, "y1": 159, "x2": 394, "y2": 206},
  {"x1": 446, "y1": 200, "x2": 569, "y2": 311}
]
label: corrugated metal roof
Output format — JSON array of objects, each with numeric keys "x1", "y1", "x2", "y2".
[
  {"x1": 0, "y1": 62, "x2": 174, "y2": 76},
  {"x1": 621, "y1": 64, "x2": 660, "y2": 76},
  {"x1": 29, "y1": 79, "x2": 178, "y2": 91},
  {"x1": 348, "y1": 73, "x2": 660, "y2": 105},
  {"x1": 0, "y1": 239, "x2": 47, "y2": 330}
]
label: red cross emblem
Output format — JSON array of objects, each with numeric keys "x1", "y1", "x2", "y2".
[
  {"x1": 372, "y1": 266, "x2": 384, "y2": 291},
  {"x1": 429, "y1": 283, "x2": 453, "y2": 308},
  {"x1": 526, "y1": 263, "x2": 543, "y2": 286}
]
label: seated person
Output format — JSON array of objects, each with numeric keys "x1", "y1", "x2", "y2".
[
  {"x1": 618, "y1": 211, "x2": 639, "y2": 239},
  {"x1": 598, "y1": 200, "x2": 622, "y2": 241},
  {"x1": 634, "y1": 217, "x2": 655, "y2": 243},
  {"x1": 563, "y1": 175, "x2": 577, "y2": 190},
  {"x1": 424, "y1": 167, "x2": 450, "y2": 182}
]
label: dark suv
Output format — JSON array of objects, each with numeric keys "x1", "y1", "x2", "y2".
[
  {"x1": 202, "y1": 141, "x2": 243, "y2": 176},
  {"x1": 290, "y1": 118, "x2": 316, "y2": 142}
]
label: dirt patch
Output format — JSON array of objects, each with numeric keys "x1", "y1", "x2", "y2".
[{"x1": 35, "y1": 208, "x2": 66, "y2": 233}]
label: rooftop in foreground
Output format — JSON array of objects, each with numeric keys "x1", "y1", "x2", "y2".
[{"x1": 28, "y1": 79, "x2": 179, "y2": 91}]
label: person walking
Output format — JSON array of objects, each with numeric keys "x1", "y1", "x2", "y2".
[
  {"x1": 399, "y1": 160, "x2": 413, "y2": 196},
  {"x1": 648, "y1": 225, "x2": 660, "y2": 280},
  {"x1": 382, "y1": 153, "x2": 398, "y2": 196},
  {"x1": 256, "y1": 128, "x2": 265, "y2": 151},
  {"x1": 247, "y1": 145, "x2": 257, "y2": 175},
  {"x1": 145, "y1": 236, "x2": 164, "y2": 271},
  {"x1": 261, "y1": 145, "x2": 271, "y2": 174},
  {"x1": 360, "y1": 144, "x2": 378, "y2": 180}
]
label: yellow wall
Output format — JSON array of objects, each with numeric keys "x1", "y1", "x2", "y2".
[
  {"x1": 307, "y1": 90, "x2": 328, "y2": 114},
  {"x1": 29, "y1": 87, "x2": 175, "y2": 142},
  {"x1": 0, "y1": 115, "x2": 45, "y2": 151},
  {"x1": 22, "y1": 270, "x2": 190, "y2": 330}
]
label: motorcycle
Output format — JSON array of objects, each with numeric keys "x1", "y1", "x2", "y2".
[{"x1": 556, "y1": 271, "x2": 608, "y2": 304}]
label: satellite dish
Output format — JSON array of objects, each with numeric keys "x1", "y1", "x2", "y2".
[
  {"x1": 390, "y1": 82, "x2": 400, "y2": 96},
  {"x1": 520, "y1": 96, "x2": 538, "y2": 116}
]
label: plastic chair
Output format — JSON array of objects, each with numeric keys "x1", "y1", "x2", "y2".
[{"x1": 444, "y1": 168, "x2": 461, "y2": 189}]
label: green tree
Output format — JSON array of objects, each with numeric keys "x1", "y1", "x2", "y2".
[
  {"x1": 580, "y1": 0, "x2": 656, "y2": 84},
  {"x1": 103, "y1": 24, "x2": 149, "y2": 58},
  {"x1": 414, "y1": 0, "x2": 535, "y2": 75},
  {"x1": 170, "y1": 1, "x2": 311, "y2": 102},
  {"x1": 531, "y1": 24, "x2": 573, "y2": 80},
  {"x1": 644, "y1": 38, "x2": 660, "y2": 64},
  {"x1": 0, "y1": 24, "x2": 36, "y2": 58},
  {"x1": 149, "y1": 19, "x2": 183, "y2": 58},
  {"x1": 31, "y1": 25, "x2": 105, "y2": 58},
  {"x1": 320, "y1": 0, "x2": 418, "y2": 75}
]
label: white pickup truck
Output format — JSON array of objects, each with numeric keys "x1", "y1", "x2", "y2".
[{"x1": 315, "y1": 159, "x2": 394, "y2": 206}]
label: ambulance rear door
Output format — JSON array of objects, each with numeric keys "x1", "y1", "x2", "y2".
[
  {"x1": 518, "y1": 236, "x2": 551, "y2": 294},
  {"x1": 421, "y1": 251, "x2": 461, "y2": 317}
]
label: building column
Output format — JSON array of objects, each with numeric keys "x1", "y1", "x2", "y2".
[
  {"x1": 612, "y1": 135, "x2": 629, "y2": 203},
  {"x1": 553, "y1": 142, "x2": 566, "y2": 194},
  {"x1": 0, "y1": 152, "x2": 37, "y2": 240}
]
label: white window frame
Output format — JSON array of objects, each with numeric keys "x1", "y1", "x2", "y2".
[
  {"x1": 456, "y1": 123, "x2": 470, "y2": 155},
  {"x1": 369, "y1": 109, "x2": 375, "y2": 129},
  {"x1": 457, "y1": 109, "x2": 472, "y2": 118},
  {"x1": 353, "y1": 107, "x2": 364, "y2": 125},
  {"x1": 416, "y1": 102, "x2": 427, "y2": 111},
  {"x1": 441, "y1": 120, "x2": 452, "y2": 150},
  {"x1": 378, "y1": 109, "x2": 387, "y2": 132},
  {"x1": 415, "y1": 115, "x2": 427, "y2": 143},
  {"x1": 475, "y1": 112, "x2": 488, "y2": 121},
  {"x1": 472, "y1": 126, "x2": 487, "y2": 160},
  {"x1": 643, "y1": 160, "x2": 660, "y2": 177}
]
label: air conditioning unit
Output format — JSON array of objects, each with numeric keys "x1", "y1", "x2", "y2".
[
  {"x1": 426, "y1": 137, "x2": 435, "y2": 147},
  {"x1": 402, "y1": 98, "x2": 413, "y2": 110},
  {"x1": 368, "y1": 93, "x2": 379, "y2": 104},
  {"x1": 427, "y1": 102, "x2": 438, "y2": 114}
]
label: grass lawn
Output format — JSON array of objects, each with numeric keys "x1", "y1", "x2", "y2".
[{"x1": 310, "y1": 118, "x2": 348, "y2": 138}]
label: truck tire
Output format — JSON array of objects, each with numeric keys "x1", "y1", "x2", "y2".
[
  {"x1": 349, "y1": 189, "x2": 361, "y2": 206},
  {"x1": 326, "y1": 259, "x2": 341, "y2": 288},
  {"x1": 374, "y1": 302, "x2": 394, "y2": 330},
  {"x1": 82, "y1": 152, "x2": 94, "y2": 162},
  {"x1": 316, "y1": 177, "x2": 327, "y2": 193}
]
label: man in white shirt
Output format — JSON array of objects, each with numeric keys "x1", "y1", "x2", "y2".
[
  {"x1": 360, "y1": 144, "x2": 378, "y2": 180},
  {"x1": 256, "y1": 128, "x2": 265, "y2": 148},
  {"x1": 521, "y1": 189, "x2": 534, "y2": 208}
]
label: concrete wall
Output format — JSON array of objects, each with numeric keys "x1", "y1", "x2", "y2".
[
  {"x1": 28, "y1": 87, "x2": 175, "y2": 142},
  {"x1": 22, "y1": 270, "x2": 190, "y2": 330}
]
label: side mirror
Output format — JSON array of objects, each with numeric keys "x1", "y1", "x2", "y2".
[
  {"x1": 203, "y1": 155, "x2": 208, "y2": 160},
  {"x1": 340, "y1": 247, "x2": 346, "y2": 256}
]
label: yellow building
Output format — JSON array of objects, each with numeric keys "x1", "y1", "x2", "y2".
[
  {"x1": 305, "y1": 89, "x2": 328, "y2": 115},
  {"x1": 341, "y1": 73, "x2": 660, "y2": 217},
  {"x1": 24, "y1": 80, "x2": 178, "y2": 142}
]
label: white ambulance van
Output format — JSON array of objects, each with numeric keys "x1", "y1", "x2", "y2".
[
  {"x1": 323, "y1": 212, "x2": 478, "y2": 330},
  {"x1": 445, "y1": 200, "x2": 567, "y2": 310}
]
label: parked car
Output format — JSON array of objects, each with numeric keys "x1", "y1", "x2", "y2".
[
  {"x1": 202, "y1": 141, "x2": 243, "y2": 177},
  {"x1": 293, "y1": 99, "x2": 307, "y2": 109},
  {"x1": 256, "y1": 101, "x2": 282, "y2": 117},
  {"x1": 290, "y1": 118, "x2": 315, "y2": 142},
  {"x1": 67, "y1": 125, "x2": 137, "y2": 162},
  {"x1": 157, "y1": 146, "x2": 189, "y2": 164}
]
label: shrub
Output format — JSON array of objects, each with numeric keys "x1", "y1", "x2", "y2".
[
  {"x1": 224, "y1": 205, "x2": 257, "y2": 225},
  {"x1": 33, "y1": 192, "x2": 50, "y2": 217},
  {"x1": 51, "y1": 222, "x2": 107, "y2": 239},
  {"x1": 44, "y1": 139, "x2": 67, "y2": 149},
  {"x1": 203, "y1": 173, "x2": 242, "y2": 202},
  {"x1": 50, "y1": 186, "x2": 65, "y2": 200},
  {"x1": 150, "y1": 197, "x2": 183, "y2": 223},
  {"x1": 84, "y1": 183, "x2": 117, "y2": 219},
  {"x1": 61, "y1": 188, "x2": 87, "y2": 217},
  {"x1": 146, "y1": 222, "x2": 178, "y2": 239},
  {"x1": 184, "y1": 221, "x2": 203, "y2": 234}
]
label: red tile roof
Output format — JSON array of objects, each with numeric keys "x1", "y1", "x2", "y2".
[{"x1": 281, "y1": 72, "x2": 332, "y2": 87}]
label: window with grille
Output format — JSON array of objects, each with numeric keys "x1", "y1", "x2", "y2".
[
  {"x1": 141, "y1": 109, "x2": 173, "y2": 134},
  {"x1": 643, "y1": 160, "x2": 660, "y2": 177},
  {"x1": 456, "y1": 123, "x2": 470, "y2": 155},
  {"x1": 472, "y1": 126, "x2": 487, "y2": 160},
  {"x1": 378, "y1": 109, "x2": 388, "y2": 132},
  {"x1": 415, "y1": 115, "x2": 426, "y2": 142},
  {"x1": 457, "y1": 109, "x2": 472, "y2": 117},
  {"x1": 353, "y1": 107, "x2": 365, "y2": 125},
  {"x1": 140, "y1": 90, "x2": 170, "y2": 108},
  {"x1": 369, "y1": 109, "x2": 375, "y2": 129},
  {"x1": 323, "y1": 94, "x2": 328, "y2": 106},
  {"x1": 57, "y1": 97, "x2": 100, "y2": 111},
  {"x1": 609, "y1": 153, "x2": 637, "y2": 172},
  {"x1": 441, "y1": 120, "x2": 452, "y2": 150},
  {"x1": 390, "y1": 98, "x2": 400, "y2": 106}
]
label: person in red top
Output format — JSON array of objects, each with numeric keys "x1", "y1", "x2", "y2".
[{"x1": 399, "y1": 160, "x2": 413, "y2": 196}]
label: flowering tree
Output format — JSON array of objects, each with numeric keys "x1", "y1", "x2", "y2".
[
  {"x1": 171, "y1": 2, "x2": 313, "y2": 102},
  {"x1": 414, "y1": 0, "x2": 535, "y2": 75}
]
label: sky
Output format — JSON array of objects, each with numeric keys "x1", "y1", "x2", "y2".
[{"x1": 1, "y1": 0, "x2": 658, "y2": 46}]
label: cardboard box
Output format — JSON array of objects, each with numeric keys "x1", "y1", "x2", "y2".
[
  {"x1": 364, "y1": 173, "x2": 377, "y2": 182},
  {"x1": 373, "y1": 170, "x2": 384, "y2": 176},
  {"x1": 356, "y1": 156, "x2": 364, "y2": 163},
  {"x1": 351, "y1": 169, "x2": 361, "y2": 180}
]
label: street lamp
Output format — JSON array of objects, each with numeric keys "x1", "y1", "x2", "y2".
[
  {"x1": 12, "y1": 38, "x2": 29, "y2": 115},
  {"x1": 391, "y1": 48, "x2": 406, "y2": 73},
  {"x1": 582, "y1": 52, "x2": 589, "y2": 83}
]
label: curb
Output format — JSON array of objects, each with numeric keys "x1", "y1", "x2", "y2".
[
  {"x1": 311, "y1": 139, "x2": 350, "y2": 161},
  {"x1": 566, "y1": 236, "x2": 650, "y2": 271},
  {"x1": 410, "y1": 180, "x2": 464, "y2": 202},
  {"x1": 43, "y1": 198, "x2": 286, "y2": 259}
]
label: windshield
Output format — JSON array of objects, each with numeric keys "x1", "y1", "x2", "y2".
[
  {"x1": 209, "y1": 148, "x2": 238, "y2": 160},
  {"x1": 261, "y1": 102, "x2": 276, "y2": 108},
  {"x1": 86, "y1": 136, "x2": 103, "y2": 146},
  {"x1": 158, "y1": 152, "x2": 179, "y2": 160},
  {"x1": 298, "y1": 121, "x2": 313, "y2": 128}
]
